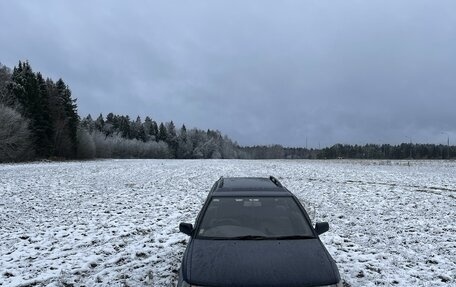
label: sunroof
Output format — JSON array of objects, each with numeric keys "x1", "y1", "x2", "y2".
[{"x1": 220, "y1": 177, "x2": 281, "y2": 190}]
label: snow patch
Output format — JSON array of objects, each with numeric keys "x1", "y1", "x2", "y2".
[{"x1": 1, "y1": 159, "x2": 455, "y2": 286}]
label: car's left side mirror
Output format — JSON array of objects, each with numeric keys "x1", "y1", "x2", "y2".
[
  {"x1": 179, "y1": 222, "x2": 194, "y2": 236},
  {"x1": 315, "y1": 222, "x2": 329, "y2": 235}
]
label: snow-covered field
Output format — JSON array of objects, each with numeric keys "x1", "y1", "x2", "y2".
[{"x1": 1, "y1": 159, "x2": 455, "y2": 287}]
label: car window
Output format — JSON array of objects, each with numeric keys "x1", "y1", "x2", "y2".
[{"x1": 197, "y1": 197, "x2": 314, "y2": 239}]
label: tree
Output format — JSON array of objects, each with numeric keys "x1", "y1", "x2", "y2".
[
  {"x1": 95, "y1": 113, "x2": 104, "y2": 131},
  {"x1": 150, "y1": 120, "x2": 158, "y2": 141},
  {"x1": 177, "y1": 124, "x2": 192, "y2": 158},
  {"x1": 35, "y1": 72, "x2": 54, "y2": 157},
  {"x1": 51, "y1": 78, "x2": 79, "y2": 158},
  {"x1": 118, "y1": 115, "x2": 131, "y2": 139},
  {"x1": 8, "y1": 61, "x2": 56, "y2": 158},
  {"x1": 166, "y1": 121, "x2": 178, "y2": 157},
  {"x1": 221, "y1": 135, "x2": 237, "y2": 159},
  {"x1": 61, "y1": 83, "x2": 79, "y2": 155},
  {"x1": 158, "y1": 122, "x2": 168, "y2": 142},
  {"x1": 143, "y1": 116, "x2": 153, "y2": 140},
  {"x1": 10, "y1": 61, "x2": 35, "y2": 116},
  {"x1": 0, "y1": 104, "x2": 33, "y2": 162},
  {"x1": 0, "y1": 63, "x2": 16, "y2": 108},
  {"x1": 104, "y1": 113, "x2": 115, "y2": 137},
  {"x1": 77, "y1": 127, "x2": 95, "y2": 159},
  {"x1": 188, "y1": 129, "x2": 208, "y2": 158},
  {"x1": 81, "y1": 114, "x2": 95, "y2": 133},
  {"x1": 132, "y1": 116, "x2": 146, "y2": 142},
  {"x1": 137, "y1": 125, "x2": 147, "y2": 142}
]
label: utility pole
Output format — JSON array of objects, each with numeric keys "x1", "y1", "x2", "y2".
[
  {"x1": 441, "y1": 132, "x2": 450, "y2": 159},
  {"x1": 405, "y1": 136, "x2": 412, "y2": 159}
]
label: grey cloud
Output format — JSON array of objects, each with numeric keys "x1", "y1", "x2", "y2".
[{"x1": 1, "y1": 1, "x2": 455, "y2": 147}]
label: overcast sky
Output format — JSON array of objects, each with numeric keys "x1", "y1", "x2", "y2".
[{"x1": 1, "y1": 1, "x2": 455, "y2": 147}]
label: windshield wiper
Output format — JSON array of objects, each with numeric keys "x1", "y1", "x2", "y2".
[
  {"x1": 227, "y1": 235, "x2": 270, "y2": 240},
  {"x1": 208, "y1": 235, "x2": 315, "y2": 240},
  {"x1": 271, "y1": 235, "x2": 315, "y2": 240}
]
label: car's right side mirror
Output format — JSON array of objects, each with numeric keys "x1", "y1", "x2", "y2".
[
  {"x1": 315, "y1": 222, "x2": 329, "y2": 235},
  {"x1": 179, "y1": 222, "x2": 194, "y2": 236}
]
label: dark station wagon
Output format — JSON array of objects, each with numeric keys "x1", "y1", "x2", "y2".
[{"x1": 177, "y1": 176, "x2": 341, "y2": 287}]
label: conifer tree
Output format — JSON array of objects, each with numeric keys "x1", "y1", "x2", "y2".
[
  {"x1": 135, "y1": 116, "x2": 147, "y2": 142},
  {"x1": 104, "y1": 113, "x2": 115, "y2": 136},
  {"x1": 35, "y1": 72, "x2": 54, "y2": 156},
  {"x1": 180, "y1": 124, "x2": 187, "y2": 140},
  {"x1": 119, "y1": 115, "x2": 131, "y2": 138},
  {"x1": 166, "y1": 121, "x2": 178, "y2": 157},
  {"x1": 151, "y1": 120, "x2": 159, "y2": 141},
  {"x1": 9, "y1": 61, "x2": 55, "y2": 157},
  {"x1": 63, "y1": 86, "x2": 79, "y2": 155},
  {"x1": 0, "y1": 63, "x2": 16, "y2": 107},
  {"x1": 11, "y1": 61, "x2": 37, "y2": 118},
  {"x1": 143, "y1": 116, "x2": 153, "y2": 140},
  {"x1": 53, "y1": 78, "x2": 79, "y2": 157},
  {"x1": 177, "y1": 124, "x2": 193, "y2": 158},
  {"x1": 129, "y1": 116, "x2": 142, "y2": 140},
  {"x1": 158, "y1": 122, "x2": 168, "y2": 142},
  {"x1": 95, "y1": 113, "x2": 104, "y2": 131},
  {"x1": 81, "y1": 114, "x2": 95, "y2": 133}
]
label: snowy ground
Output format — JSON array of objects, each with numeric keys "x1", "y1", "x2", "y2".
[{"x1": 1, "y1": 159, "x2": 455, "y2": 287}]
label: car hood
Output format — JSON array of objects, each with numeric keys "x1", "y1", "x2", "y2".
[{"x1": 183, "y1": 238, "x2": 340, "y2": 287}]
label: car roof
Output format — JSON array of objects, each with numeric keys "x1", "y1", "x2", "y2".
[{"x1": 210, "y1": 176, "x2": 293, "y2": 197}]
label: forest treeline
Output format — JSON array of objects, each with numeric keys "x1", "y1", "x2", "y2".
[
  {"x1": 77, "y1": 113, "x2": 243, "y2": 159},
  {"x1": 0, "y1": 61, "x2": 243, "y2": 161},
  {"x1": 0, "y1": 61, "x2": 454, "y2": 162},
  {"x1": 316, "y1": 143, "x2": 455, "y2": 160},
  {"x1": 1, "y1": 61, "x2": 78, "y2": 161}
]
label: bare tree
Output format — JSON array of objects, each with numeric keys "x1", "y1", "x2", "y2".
[
  {"x1": 0, "y1": 104, "x2": 34, "y2": 162},
  {"x1": 90, "y1": 130, "x2": 170, "y2": 159},
  {"x1": 0, "y1": 63, "x2": 20, "y2": 109},
  {"x1": 77, "y1": 127, "x2": 95, "y2": 159}
]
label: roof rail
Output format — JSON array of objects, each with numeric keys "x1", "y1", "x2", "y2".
[
  {"x1": 218, "y1": 176, "x2": 224, "y2": 188},
  {"x1": 269, "y1": 176, "x2": 283, "y2": 187}
]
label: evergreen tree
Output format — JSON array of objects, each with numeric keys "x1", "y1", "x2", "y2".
[
  {"x1": 95, "y1": 113, "x2": 104, "y2": 131},
  {"x1": 0, "y1": 63, "x2": 16, "y2": 107},
  {"x1": 81, "y1": 114, "x2": 95, "y2": 133},
  {"x1": 9, "y1": 61, "x2": 55, "y2": 157},
  {"x1": 177, "y1": 124, "x2": 193, "y2": 158},
  {"x1": 62, "y1": 81, "x2": 79, "y2": 156},
  {"x1": 130, "y1": 116, "x2": 143, "y2": 141},
  {"x1": 135, "y1": 116, "x2": 147, "y2": 142},
  {"x1": 166, "y1": 121, "x2": 178, "y2": 157},
  {"x1": 143, "y1": 116, "x2": 153, "y2": 139},
  {"x1": 106, "y1": 112, "x2": 114, "y2": 123},
  {"x1": 119, "y1": 115, "x2": 131, "y2": 138},
  {"x1": 151, "y1": 120, "x2": 159, "y2": 141},
  {"x1": 52, "y1": 78, "x2": 79, "y2": 157},
  {"x1": 9, "y1": 61, "x2": 28, "y2": 115},
  {"x1": 104, "y1": 113, "x2": 115, "y2": 136},
  {"x1": 157, "y1": 122, "x2": 168, "y2": 142},
  {"x1": 35, "y1": 72, "x2": 54, "y2": 156}
]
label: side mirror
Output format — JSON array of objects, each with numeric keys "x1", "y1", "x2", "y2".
[
  {"x1": 179, "y1": 222, "x2": 194, "y2": 236},
  {"x1": 315, "y1": 222, "x2": 329, "y2": 235}
]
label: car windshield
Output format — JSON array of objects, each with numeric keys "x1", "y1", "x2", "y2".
[{"x1": 197, "y1": 197, "x2": 314, "y2": 239}]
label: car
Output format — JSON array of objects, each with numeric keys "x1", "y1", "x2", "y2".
[{"x1": 177, "y1": 176, "x2": 342, "y2": 287}]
